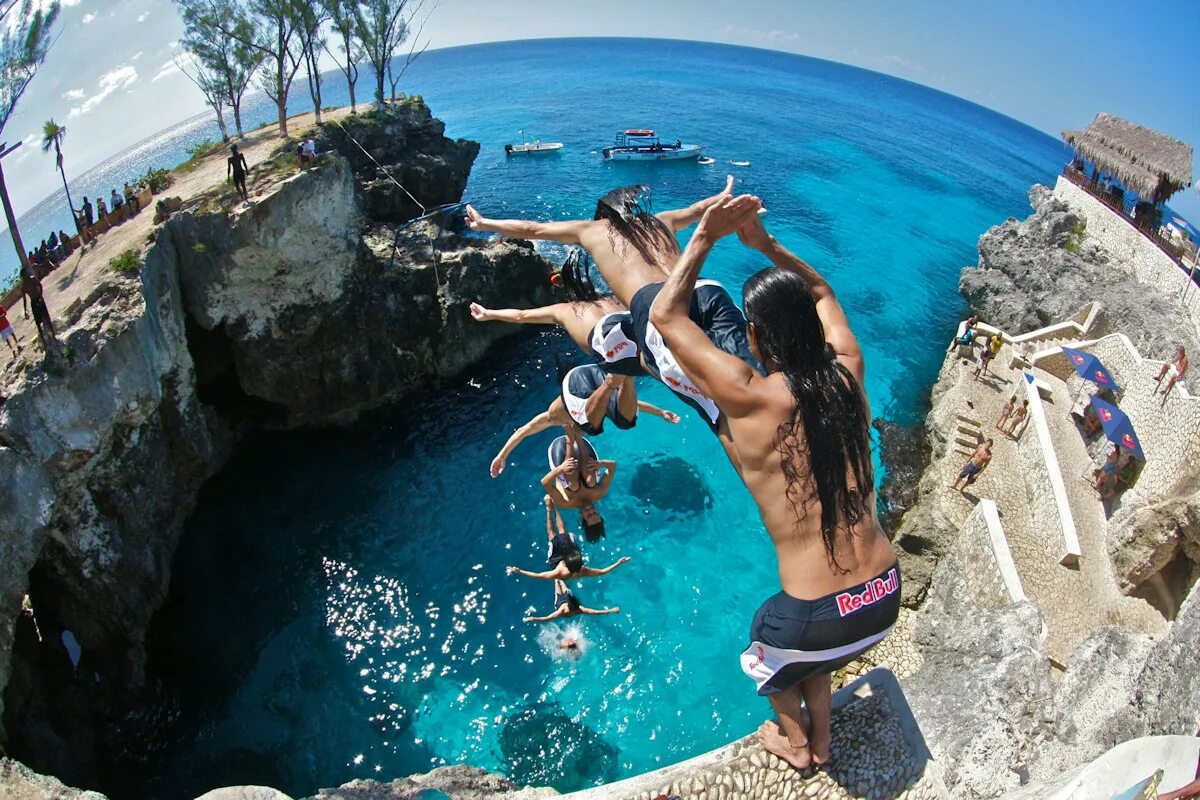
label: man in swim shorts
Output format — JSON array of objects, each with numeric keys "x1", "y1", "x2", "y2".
[
  {"x1": 1155, "y1": 345, "x2": 1188, "y2": 400},
  {"x1": 489, "y1": 361, "x2": 678, "y2": 478},
  {"x1": 522, "y1": 579, "x2": 620, "y2": 623},
  {"x1": 649, "y1": 194, "x2": 899, "y2": 771},
  {"x1": 506, "y1": 496, "x2": 632, "y2": 580},
  {"x1": 950, "y1": 439, "x2": 993, "y2": 492}
]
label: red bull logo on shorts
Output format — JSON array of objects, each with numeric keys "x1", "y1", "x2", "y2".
[{"x1": 835, "y1": 568, "x2": 899, "y2": 617}]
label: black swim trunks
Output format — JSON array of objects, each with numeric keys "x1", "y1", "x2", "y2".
[
  {"x1": 560, "y1": 364, "x2": 636, "y2": 436},
  {"x1": 553, "y1": 588, "x2": 582, "y2": 613},
  {"x1": 547, "y1": 531, "x2": 579, "y2": 568},
  {"x1": 629, "y1": 279, "x2": 763, "y2": 431},
  {"x1": 587, "y1": 311, "x2": 643, "y2": 376},
  {"x1": 740, "y1": 564, "x2": 900, "y2": 696}
]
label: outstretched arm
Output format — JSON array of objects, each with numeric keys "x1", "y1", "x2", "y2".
[
  {"x1": 507, "y1": 564, "x2": 569, "y2": 580},
  {"x1": 470, "y1": 301, "x2": 568, "y2": 326},
  {"x1": 523, "y1": 607, "x2": 569, "y2": 623},
  {"x1": 580, "y1": 556, "x2": 631, "y2": 577},
  {"x1": 656, "y1": 175, "x2": 734, "y2": 232},
  {"x1": 465, "y1": 205, "x2": 592, "y2": 243},
  {"x1": 578, "y1": 605, "x2": 621, "y2": 616},
  {"x1": 650, "y1": 195, "x2": 766, "y2": 418},
  {"x1": 491, "y1": 409, "x2": 555, "y2": 478},
  {"x1": 636, "y1": 400, "x2": 680, "y2": 423},
  {"x1": 738, "y1": 214, "x2": 864, "y2": 385}
]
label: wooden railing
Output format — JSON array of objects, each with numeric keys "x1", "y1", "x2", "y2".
[{"x1": 1062, "y1": 166, "x2": 1196, "y2": 274}]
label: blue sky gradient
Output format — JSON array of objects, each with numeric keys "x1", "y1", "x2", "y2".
[{"x1": 4, "y1": 0, "x2": 1198, "y2": 219}]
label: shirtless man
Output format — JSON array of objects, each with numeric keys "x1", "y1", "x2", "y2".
[
  {"x1": 522, "y1": 579, "x2": 620, "y2": 623},
  {"x1": 490, "y1": 362, "x2": 678, "y2": 478},
  {"x1": 465, "y1": 177, "x2": 764, "y2": 461},
  {"x1": 227, "y1": 144, "x2": 250, "y2": 202},
  {"x1": 1155, "y1": 345, "x2": 1188, "y2": 400},
  {"x1": 542, "y1": 448, "x2": 616, "y2": 542},
  {"x1": 650, "y1": 195, "x2": 899, "y2": 771},
  {"x1": 950, "y1": 439, "x2": 993, "y2": 492},
  {"x1": 506, "y1": 496, "x2": 632, "y2": 580}
]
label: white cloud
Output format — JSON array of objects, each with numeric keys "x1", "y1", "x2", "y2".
[
  {"x1": 69, "y1": 65, "x2": 139, "y2": 117},
  {"x1": 81, "y1": 12, "x2": 96, "y2": 24},
  {"x1": 62, "y1": 88, "x2": 84, "y2": 100},
  {"x1": 130, "y1": 51, "x2": 143, "y2": 61},
  {"x1": 722, "y1": 25, "x2": 801, "y2": 46},
  {"x1": 874, "y1": 54, "x2": 925, "y2": 75},
  {"x1": 60, "y1": 0, "x2": 84, "y2": 5},
  {"x1": 151, "y1": 58, "x2": 182, "y2": 82},
  {"x1": 136, "y1": 11, "x2": 148, "y2": 22}
]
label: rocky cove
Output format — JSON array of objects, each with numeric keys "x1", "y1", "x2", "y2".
[{"x1": 0, "y1": 101, "x2": 1198, "y2": 800}]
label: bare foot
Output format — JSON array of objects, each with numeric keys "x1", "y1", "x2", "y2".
[
  {"x1": 757, "y1": 720, "x2": 811, "y2": 771},
  {"x1": 809, "y1": 728, "x2": 831, "y2": 766}
]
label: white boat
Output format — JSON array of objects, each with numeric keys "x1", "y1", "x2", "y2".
[
  {"x1": 697, "y1": 156, "x2": 715, "y2": 165},
  {"x1": 505, "y1": 133, "x2": 563, "y2": 155},
  {"x1": 602, "y1": 129, "x2": 703, "y2": 161},
  {"x1": 729, "y1": 160, "x2": 751, "y2": 167}
]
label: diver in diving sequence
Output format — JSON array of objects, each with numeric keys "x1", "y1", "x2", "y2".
[
  {"x1": 649, "y1": 194, "x2": 900, "y2": 771},
  {"x1": 506, "y1": 495, "x2": 632, "y2": 580}
]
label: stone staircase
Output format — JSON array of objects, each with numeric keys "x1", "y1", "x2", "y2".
[{"x1": 952, "y1": 413, "x2": 985, "y2": 457}]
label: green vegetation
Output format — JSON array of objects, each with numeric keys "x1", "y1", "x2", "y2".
[
  {"x1": 138, "y1": 166, "x2": 174, "y2": 193},
  {"x1": 1064, "y1": 219, "x2": 1087, "y2": 254},
  {"x1": 192, "y1": 241, "x2": 207, "y2": 255},
  {"x1": 109, "y1": 249, "x2": 141, "y2": 274},
  {"x1": 186, "y1": 137, "x2": 218, "y2": 160}
]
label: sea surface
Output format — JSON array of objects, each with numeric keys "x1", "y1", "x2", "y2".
[{"x1": 103, "y1": 38, "x2": 1066, "y2": 798}]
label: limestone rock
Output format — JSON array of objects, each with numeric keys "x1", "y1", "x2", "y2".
[
  {"x1": 873, "y1": 416, "x2": 932, "y2": 535},
  {"x1": 196, "y1": 788, "x2": 294, "y2": 800},
  {"x1": 0, "y1": 758, "x2": 108, "y2": 799},
  {"x1": 303, "y1": 765, "x2": 556, "y2": 800}
]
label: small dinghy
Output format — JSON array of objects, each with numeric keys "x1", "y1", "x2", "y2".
[
  {"x1": 505, "y1": 131, "x2": 563, "y2": 155},
  {"x1": 697, "y1": 156, "x2": 715, "y2": 165},
  {"x1": 729, "y1": 160, "x2": 751, "y2": 167}
]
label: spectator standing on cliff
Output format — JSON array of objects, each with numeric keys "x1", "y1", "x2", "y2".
[
  {"x1": 950, "y1": 439, "x2": 993, "y2": 492},
  {"x1": 996, "y1": 395, "x2": 1016, "y2": 429},
  {"x1": 96, "y1": 196, "x2": 108, "y2": 222},
  {"x1": 972, "y1": 335, "x2": 1000, "y2": 380},
  {"x1": 0, "y1": 300, "x2": 21, "y2": 360},
  {"x1": 20, "y1": 264, "x2": 58, "y2": 352},
  {"x1": 1155, "y1": 346, "x2": 1188, "y2": 400},
  {"x1": 80, "y1": 196, "x2": 93, "y2": 227},
  {"x1": 227, "y1": 144, "x2": 250, "y2": 202},
  {"x1": 1003, "y1": 399, "x2": 1029, "y2": 436}
]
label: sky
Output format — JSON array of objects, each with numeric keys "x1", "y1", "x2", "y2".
[{"x1": 3, "y1": 0, "x2": 1199, "y2": 220}]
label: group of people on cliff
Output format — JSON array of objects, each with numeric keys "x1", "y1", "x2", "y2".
[{"x1": 466, "y1": 177, "x2": 900, "y2": 771}]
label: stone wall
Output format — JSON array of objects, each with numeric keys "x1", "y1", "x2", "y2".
[
  {"x1": 955, "y1": 499, "x2": 1026, "y2": 608},
  {"x1": 1015, "y1": 376, "x2": 1082, "y2": 565},
  {"x1": 1052, "y1": 177, "x2": 1200, "y2": 335}
]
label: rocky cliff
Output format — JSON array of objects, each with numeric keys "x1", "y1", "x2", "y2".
[{"x1": 0, "y1": 100, "x2": 555, "y2": 794}]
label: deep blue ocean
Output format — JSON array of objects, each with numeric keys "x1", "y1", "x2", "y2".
[{"x1": 106, "y1": 38, "x2": 1066, "y2": 799}]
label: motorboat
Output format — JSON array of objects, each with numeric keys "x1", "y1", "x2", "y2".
[
  {"x1": 697, "y1": 156, "x2": 715, "y2": 165},
  {"x1": 602, "y1": 129, "x2": 703, "y2": 161},
  {"x1": 505, "y1": 132, "x2": 563, "y2": 155}
]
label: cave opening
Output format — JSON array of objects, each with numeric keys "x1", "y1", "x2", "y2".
[
  {"x1": 1132, "y1": 545, "x2": 1198, "y2": 622},
  {"x1": 184, "y1": 313, "x2": 287, "y2": 427}
]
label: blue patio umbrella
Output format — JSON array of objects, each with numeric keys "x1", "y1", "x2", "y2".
[
  {"x1": 1089, "y1": 395, "x2": 1145, "y2": 460},
  {"x1": 1061, "y1": 346, "x2": 1121, "y2": 393}
]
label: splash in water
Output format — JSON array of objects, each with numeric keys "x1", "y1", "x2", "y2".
[{"x1": 537, "y1": 623, "x2": 589, "y2": 661}]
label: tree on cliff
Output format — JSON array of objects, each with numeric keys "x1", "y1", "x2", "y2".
[
  {"x1": 212, "y1": 0, "x2": 304, "y2": 138},
  {"x1": 173, "y1": 0, "x2": 263, "y2": 139},
  {"x1": 354, "y1": 0, "x2": 436, "y2": 110},
  {"x1": 39, "y1": 119, "x2": 81, "y2": 237},
  {"x1": 289, "y1": 1, "x2": 330, "y2": 124},
  {"x1": 320, "y1": 0, "x2": 361, "y2": 113},
  {"x1": 0, "y1": 0, "x2": 60, "y2": 136}
]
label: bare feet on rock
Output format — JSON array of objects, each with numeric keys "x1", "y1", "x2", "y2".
[{"x1": 757, "y1": 720, "x2": 811, "y2": 771}]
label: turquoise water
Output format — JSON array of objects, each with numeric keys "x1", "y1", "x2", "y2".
[{"x1": 126, "y1": 39, "x2": 1066, "y2": 799}]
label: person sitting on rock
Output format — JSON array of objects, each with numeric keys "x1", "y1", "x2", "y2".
[
  {"x1": 507, "y1": 496, "x2": 632, "y2": 581},
  {"x1": 947, "y1": 313, "x2": 979, "y2": 355},
  {"x1": 522, "y1": 579, "x2": 620, "y2": 623},
  {"x1": 649, "y1": 196, "x2": 901, "y2": 772},
  {"x1": 1155, "y1": 345, "x2": 1188, "y2": 400},
  {"x1": 1093, "y1": 447, "x2": 1120, "y2": 499},
  {"x1": 951, "y1": 439, "x2": 993, "y2": 492},
  {"x1": 299, "y1": 137, "x2": 317, "y2": 169},
  {"x1": 124, "y1": 182, "x2": 140, "y2": 213}
]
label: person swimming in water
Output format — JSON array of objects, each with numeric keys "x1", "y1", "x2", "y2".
[
  {"x1": 489, "y1": 359, "x2": 679, "y2": 479},
  {"x1": 507, "y1": 496, "x2": 632, "y2": 580},
  {"x1": 471, "y1": 249, "x2": 645, "y2": 376},
  {"x1": 649, "y1": 195, "x2": 900, "y2": 771},
  {"x1": 522, "y1": 579, "x2": 620, "y2": 623},
  {"x1": 465, "y1": 176, "x2": 764, "y2": 465}
]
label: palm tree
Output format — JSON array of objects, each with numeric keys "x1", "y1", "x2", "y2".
[{"x1": 41, "y1": 118, "x2": 81, "y2": 237}]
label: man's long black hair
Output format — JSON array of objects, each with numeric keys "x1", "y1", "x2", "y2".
[
  {"x1": 593, "y1": 184, "x2": 679, "y2": 268},
  {"x1": 559, "y1": 247, "x2": 601, "y2": 302},
  {"x1": 742, "y1": 268, "x2": 873, "y2": 571}
]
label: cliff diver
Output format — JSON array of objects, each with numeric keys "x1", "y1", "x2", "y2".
[
  {"x1": 470, "y1": 248, "x2": 645, "y2": 376},
  {"x1": 648, "y1": 195, "x2": 900, "y2": 772},
  {"x1": 465, "y1": 176, "x2": 765, "y2": 466},
  {"x1": 488, "y1": 357, "x2": 678, "y2": 479},
  {"x1": 507, "y1": 495, "x2": 632, "y2": 580},
  {"x1": 541, "y1": 434, "x2": 614, "y2": 542},
  {"x1": 227, "y1": 143, "x2": 250, "y2": 203},
  {"x1": 522, "y1": 579, "x2": 620, "y2": 623}
]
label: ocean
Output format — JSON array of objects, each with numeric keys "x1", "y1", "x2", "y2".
[{"x1": 97, "y1": 38, "x2": 1067, "y2": 798}]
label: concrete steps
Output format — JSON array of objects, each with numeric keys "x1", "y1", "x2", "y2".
[{"x1": 953, "y1": 414, "x2": 983, "y2": 456}]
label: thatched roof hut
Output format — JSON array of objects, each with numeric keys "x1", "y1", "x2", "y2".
[{"x1": 1062, "y1": 113, "x2": 1193, "y2": 203}]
